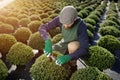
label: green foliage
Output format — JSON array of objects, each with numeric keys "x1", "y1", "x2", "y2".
[
  {"x1": 0, "y1": 34, "x2": 17, "y2": 55},
  {"x1": 84, "y1": 18, "x2": 96, "y2": 26},
  {"x1": 17, "y1": 14, "x2": 28, "y2": 19},
  {"x1": 84, "y1": 7, "x2": 94, "y2": 12},
  {"x1": 86, "y1": 23, "x2": 95, "y2": 33},
  {"x1": 70, "y1": 67, "x2": 112, "y2": 80},
  {"x1": 85, "y1": 46, "x2": 115, "y2": 70},
  {"x1": 29, "y1": 14, "x2": 40, "y2": 21},
  {"x1": 19, "y1": 18, "x2": 31, "y2": 27},
  {"x1": 0, "y1": 59, "x2": 8, "y2": 80},
  {"x1": 51, "y1": 33, "x2": 62, "y2": 44},
  {"x1": 30, "y1": 51, "x2": 72, "y2": 80},
  {"x1": 6, "y1": 42, "x2": 34, "y2": 65},
  {"x1": 87, "y1": 29, "x2": 93, "y2": 42},
  {"x1": 49, "y1": 27, "x2": 60, "y2": 38},
  {"x1": 100, "y1": 20, "x2": 118, "y2": 28},
  {"x1": 5, "y1": 17, "x2": 19, "y2": 29},
  {"x1": 106, "y1": 17, "x2": 120, "y2": 25},
  {"x1": 28, "y1": 32, "x2": 45, "y2": 50},
  {"x1": 0, "y1": 15, "x2": 6, "y2": 22},
  {"x1": 28, "y1": 20, "x2": 42, "y2": 33},
  {"x1": 79, "y1": 10, "x2": 89, "y2": 18},
  {"x1": 99, "y1": 26, "x2": 120, "y2": 37},
  {"x1": 98, "y1": 35, "x2": 120, "y2": 53},
  {"x1": 40, "y1": 13, "x2": 49, "y2": 19},
  {"x1": 13, "y1": 27, "x2": 32, "y2": 44},
  {"x1": 0, "y1": 23, "x2": 14, "y2": 34},
  {"x1": 42, "y1": 18, "x2": 52, "y2": 24},
  {"x1": 88, "y1": 14, "x2": 100, "y2": 23},
  {"x1": 49, "y1": 13, "x2": 58, "y2": 19},
  {"x1": 91, "y1": 11, "x2": 101, "y2": 18}
]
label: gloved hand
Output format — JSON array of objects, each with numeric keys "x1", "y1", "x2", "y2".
[
  {"x1": 56, "y1": 55, "x2": 71, "y2": 65},
  {"x1": 43, "y1": 39, "x2": 52, "y2": 57}
]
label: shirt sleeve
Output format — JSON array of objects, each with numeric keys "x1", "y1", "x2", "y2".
[
  {"x1": 38, "y1": 16, "x2": 62, "y2": 40},
  {"x1": 69, "y1": 20, "x2": 89, "y2": 60}
]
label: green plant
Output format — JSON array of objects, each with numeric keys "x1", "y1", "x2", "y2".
[
  {"x1": 0, "y1": 34, "x2": 17, "y2": 55},
  {"x1": 51, "y1": 33, "x2": 62, "y2": 44},
  {"x1": 49, "y1": 13, "x2": 58, "y2": 19},
  {"x1": 79, "y1": 10, "x2": 89, "y2": 18},
  {"x1": 100, "y1": 20, "x2": 118, "y2": 28},
  {"x1": 98, "y1": 35, "x2": 120, "y2": 53},
  {"x1": 40, "y1": 13, "x2": 49, "y2": 19},
  {"x1": 85, "y1": 46, "x2": 115, "y2": 70},
  {"x1": 106, "y1": 17, "x2": 119, "y2": 25},
  {"x1": 49, "y1": 27, "x2": 60, "y2": 38},
  {"x1": 17, "y1": 14, "x2": 28, "y2": 19},
  {"x1": 19, "y1": 18, "x2": 31, "y2": 27},
  {"x1": 87, "y1": 29, "x2": 93, "y2": 42},
  {"x1": 0, "y1": 23, "x2": 14, "y2": 34},
  {"x1": 99, "y1": 26, "x2": 120, "y2": 37},
  {"x1": 0, "y1": 59, "x2": 8, "y2": 80},
  {"x1": 28, "y1": 20, "x2": 42, "y2": 33},
  {"x1": 13, "y1": 27, "x2": 32, "y2": 44},
  {"x1": 70, "y1": 67, "x2": 112, "y2": 80},
  {"x1": 88, "y1": 14, "x2": 100, "y2": 23},
  {"x1": 86, "y1": 23, "x2": 95, "y2": 33},
  {"x1": 28, "y1": 32, "x2": 45, "y2": 50},
  {"x1": 30, "y1": 51, "x2": 72, "y2": 80},
  {"x1": 5, "y1": 17, "x2": 19, "y2": 29},
  {"x1": 29, "y1": 14, "x2": 40, "y2": 21},
  {"x1": 6, "y1": 42, "x2": 34, "y2": 65},
  {"x1": 84, "y1": 18, "x2": 96, "y2": 26},
  {"x1": 42, "y1": 18, "x2": 52, "y2": 24}
]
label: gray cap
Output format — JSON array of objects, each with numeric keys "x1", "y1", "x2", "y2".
[{"x1": 59, "y1": 6, "x2": 78, "y2": 24}]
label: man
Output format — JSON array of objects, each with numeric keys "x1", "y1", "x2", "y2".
[{"x1": 39, "y1": 6, "x2": 89, "y2": 68}]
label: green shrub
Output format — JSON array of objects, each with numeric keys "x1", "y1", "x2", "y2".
[
  {"x1": 100, "y1": 20, "x2": 118, "y2": 28},
  {"x1": 51, "y1": 33, "x2": 62, "y2": 44},
  {"x1": 91, "y1": 11, "x2": 101, "y2": 18},
  {"x1": 85, "y1": 46, "x2": 115, "y2": 70},
  {"x1": 84, "y1": 7, "x2": 94, "y2": 12},
  {"x1": 76, "y1": 6, "x2": 82, "y2": 12},
  {"x1": 19, "y1": 18, "x2": 31, "y2": 27},
  {"x1": 6, "y1": 42, "x2": 34, "y2": 65},
  {"x1": 86, "y1": 23, "x2": 95, "y2": 33},
  {"x1": 99, "y1": 26, "x2": 120, "y2": 37},
  {"x1": 70, "y1": 67, "x2": 112, "y2": 80},
  {"x1": 0, "y1": 15, "x2": 6, "y2": 22},
  {"x1": 98, "y1": 35, "x2": 120, "y2": 53},
  {"x1": 28, "y1": 32, "x2": 45, "y2": 50},
  {"x1": 0, "y1": 59, "x2": 8, "y2": 80},
  {"x1": 0, "y1": 34, "x2": 17, "y2": 55},
  {"x1": 13, "y1": 27, "x2": 32, "y2": 44},
  {"x1": 49, "y1": 27, "x2": 60, "y2": 38},
  {"x1": 42, "y1": 18, "x2": 52, "y2": 24},
  {"x1": 78, "y1": 12, "x2": 83, "y2": 18},
  {"x1": 0, "y1": 23, "x2": 14, "y2": 34},
  {"x1": 5, "y1": 17, "x2": 19, "y2": 29},
  {"x1": 106, "y1": 17, "x2": 119, "y2": 25},
  {"x1": 106, "y1": 13, "x2": 118, "y2": 18},
  {"x1": 17, "y1": 14, "x2": 28, "y2": 19},
  {"x1": 84, "y1": 18, "x2": 96, "y2": 26},
  {"x1": 87, "y1": 29, "x2": 93, "y2": 42},
  {"x1": 79, "y1": 10, "x2": 89, "y2": 18},
  {"x1": 28, "y1": 21, "x2": 42, "y2": 33},
  {"x1": 29, "y1": 14, "x2": 40, "y2": 21},
  {"x1": 40, "y1": 13, "x2": 49, "y2": 19},
  {"x1": 88, "y1": 15, "x2": 100, "y2": 23},
  {"x1": 49, "y1": 13, "x2": 58, "y2": 19},
  {"x1": 30, "y1": 51, "x2": 72, "y2": 80}
]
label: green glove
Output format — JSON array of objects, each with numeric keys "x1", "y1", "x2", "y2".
[
  {"x1": 43, "y1": 39, "x2": 52, "y2": 56},
  {"x1": 56, "y1": 55, "x2": 71, "y2": 65}
]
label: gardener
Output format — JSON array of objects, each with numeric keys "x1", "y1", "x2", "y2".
[{"x1": 39, "y1": 6, "x2": 89, "y2": 69}]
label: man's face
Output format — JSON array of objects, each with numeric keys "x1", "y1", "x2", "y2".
[{"x1": 63, "y1": 22, "x2": 74, "y2": 29}]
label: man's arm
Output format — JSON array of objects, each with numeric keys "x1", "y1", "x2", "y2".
[
  {"x1": 69, "y1": 20, "x2": 89, "y2": 60},
  {"x1": 39, "y1": 16, "x2": 62, "y2": 40}
]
